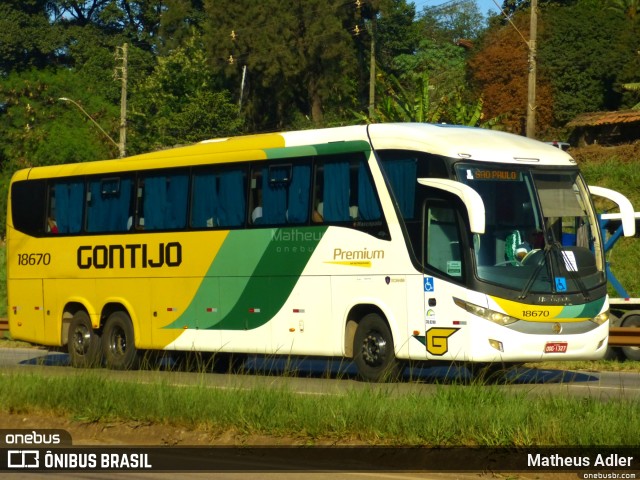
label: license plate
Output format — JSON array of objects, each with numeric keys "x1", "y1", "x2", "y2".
[{"x1": 544, "y1": 341, "x2": 568, "y2": 353}]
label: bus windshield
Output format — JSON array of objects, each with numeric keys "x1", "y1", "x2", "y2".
[{"x1": 455, "y1": 164, "x2": 605, "y2": 295}]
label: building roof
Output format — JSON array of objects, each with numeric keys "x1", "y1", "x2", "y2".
[{"x1": 567, "y1": 110, "x2": 640, "y2": 128}]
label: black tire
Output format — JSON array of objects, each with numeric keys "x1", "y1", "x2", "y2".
[
  {"x1": 67, "y1": 311, "x2": 102, "y2": 368},
  {"x1": 621, "y1": 313, "x2": 640, "y2": 361},
  {"x1": 213, "y1": 353, "x2": 247, "y2": 373},
  {"x1": 353, "y1": 313, "x2": 401, "y2": 382},
  {"x1": 102, "y1": 311, "x2": 139, "y2": 370}
]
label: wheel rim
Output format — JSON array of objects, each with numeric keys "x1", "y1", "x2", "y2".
[
  {"x1": 108, "y1": 325, "x2": 127, "y2": 357},
  {"x1": 71, "y1": 324, "x2": 92, "y2": 356},
  {"x1": 361, "y1": 331, "x2": 388, "y2": 367}
]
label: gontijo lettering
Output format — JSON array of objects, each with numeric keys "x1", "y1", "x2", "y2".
[{"x1": 77, "y1": 242, "x2": 182, "y2": 269}]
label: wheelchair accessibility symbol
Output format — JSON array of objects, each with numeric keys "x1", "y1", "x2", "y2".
[
  {"x1": 424, "y1": 277, "x2": 434, "y2": 292},
  {"x1": 555, "y1": 277, "x2": 567, "y2": 292}
]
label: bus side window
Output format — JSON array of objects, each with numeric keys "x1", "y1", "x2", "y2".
[
  {"x1": 11, "y1": 179, "x2": 47, "y2": 236},
  {"x1": 313, "y1": 154, "x2": 386, "y2": 236},
  {"x1": 321, "y1": 161, "x2": 351, "y2": 222},
  {"x1": 381, "y1": 158, "x2": 417, "y2": 219},
  {"x1": 86, "y1": 177, "x2": 133, "y2": 233},
  {"x1": 192, "y1": 167, "x2": 246, "y2": 229},
  {"x1": 425, "y1": 204, "x2": 463, "y2": 278},
  {"x1": 49, "y1": 180, "x2": 84, "y2": 234},
  {"x1": 139, "y1": 171, "x2": 188, "y2": 230},
  {"x1": 249, "y1": 162, "x2": 311, "y2": 226}
]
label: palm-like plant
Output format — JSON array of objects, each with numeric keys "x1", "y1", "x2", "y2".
[
  {"x1": 609, "y1": 0, "x2": 640, "y2": 19},
  {"x1": 622, "y1": 82, "x2": 640, "y2": 109}
]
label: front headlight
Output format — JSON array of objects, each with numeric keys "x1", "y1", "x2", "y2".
[
  {"x1": 453, "y1": 298, "x2": 519, "y2": 326},
  {"x1": 591, "y1": 310, "x2": 609, "y2": 326}
]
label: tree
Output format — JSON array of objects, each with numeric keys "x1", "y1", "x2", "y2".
[
  {"x1": 0, "y1": 1, "x2": 62, "y2": 73},
  {"x1": 130, "y1": 33, "x2": 243, "y2": 151},
  {"x1": 157, "y1": 0, "x2": 206, "y2": 54},
  {"x1": 468, "y1": 9, "x2": 553, "y2": 135},
  {"x1": 538, "y1": 1, "x2": 630, "y2": 125},
  {"x1": 202, "y1": 0, "x2": 360, "y2": 130}
]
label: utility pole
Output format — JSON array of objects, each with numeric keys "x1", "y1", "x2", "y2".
[
  {"x1": 368, "y1": 17, "x2": 376, "y2": 119},
  {"x1": 115, "y1": 43, "x2": 128, "y2": 158},
  {"x1": 526, "y1": 0, "x2": 538, "y2": 138}
]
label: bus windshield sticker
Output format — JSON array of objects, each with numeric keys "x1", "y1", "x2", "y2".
[
  {"x1": 555, "y1": 277, "x2": 567, "y2": 292},
  {"x1": 446, "y1": 261, "x2": 461, "y2": 276},
  {"x1": 562, "y1": 250, "x2": 578, "y2": 271}
]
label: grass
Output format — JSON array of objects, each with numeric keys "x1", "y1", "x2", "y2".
[{"x1": 0, "y1": 370, "x2": 639, "y2": 446}]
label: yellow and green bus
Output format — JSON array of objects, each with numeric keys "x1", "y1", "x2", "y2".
[{"x1": 7, "y1": 123, "x2": 635, "y2": 381}]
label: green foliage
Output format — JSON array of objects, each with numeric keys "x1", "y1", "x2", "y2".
[
  {"x1": 374, "y1": 0, "x2": 421, "y2": 78},
  {"x1": 0, "y1": 1, "x2": 60, "y2": 73},
  {"x1": 356, "y1": 71, "x2": 489, "y2": 127},
  {"x1": 203, "y1": 0, "x2": 361, "y2": 130},
  {"x1": 130, "y1": 33, "x2": 243, "y2": 151},
  {"x1": 539, "y1": 2, "x2": 630, "y2": 126}
]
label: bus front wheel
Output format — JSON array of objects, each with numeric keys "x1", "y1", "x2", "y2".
[
  {"x1": 353, "y1": 313, "x2": 401, "y2": 382},
  {"x1": 68, "y1": 311, "x2": 102, "y2": 368},
  {"x1": 102, "y1": 311, "x2": 139, "y2": 370}
]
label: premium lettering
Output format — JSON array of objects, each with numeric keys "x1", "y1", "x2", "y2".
[
  {"x1": 77, "y1": 242, "x2": 182, "y2": 269},
  {"x1": 333, "y1": 248, "x2": 384, "y2": 261}
]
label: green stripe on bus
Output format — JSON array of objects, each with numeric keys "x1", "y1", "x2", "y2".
[
  {"x1": 264, "y1": 140, "x2": 370, "y2": 160},
  {"x1": 166, "y1": 226, "x2": 327, "y2": 330},
  {"x1": 556, "y1": 298, "x2": 606, "y2": 319}
]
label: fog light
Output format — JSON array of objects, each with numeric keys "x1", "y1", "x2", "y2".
[{"x1": 489, "y1": 339, "x2": 504, "y2": 352}]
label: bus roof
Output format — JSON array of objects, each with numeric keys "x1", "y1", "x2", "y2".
[{"x1": 15, "y1": 123, "x2": 576, "y2": 181}]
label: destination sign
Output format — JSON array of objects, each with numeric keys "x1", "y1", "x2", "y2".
[{"x1": 466, "y1": 169, "x2": 520, "y2": 181}]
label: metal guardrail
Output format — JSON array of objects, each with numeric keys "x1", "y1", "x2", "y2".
[{"x1": 607, "y1": 327, "x2": 640, "y2": 347}]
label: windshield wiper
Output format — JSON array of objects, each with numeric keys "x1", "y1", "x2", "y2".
[{"x1": 552, "y1": 241, "x2": 590, "y2": 301}]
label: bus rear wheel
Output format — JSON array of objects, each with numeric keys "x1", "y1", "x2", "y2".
[
  {"x1": 353, "y1": 313, "x2": 401, "y2": 382},
  {"x1": 102, "y1": 311, "x2": 139, "y2": 370},
  {"x1": 68, "y1": 311, "x2": 102, "y2": 368}
]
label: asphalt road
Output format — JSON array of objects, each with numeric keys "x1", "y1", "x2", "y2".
[{"x1": 1, "y1": 346, "x2": 639, "y2": 400}]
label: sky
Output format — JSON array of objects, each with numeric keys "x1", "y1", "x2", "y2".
[{"x1": 413, "y1": 0, "x2": 501, "y2": 16}]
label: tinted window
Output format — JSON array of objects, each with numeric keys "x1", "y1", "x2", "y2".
[{"x1": 11, "y1": 180, "x2": 47, "y2": 236}]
